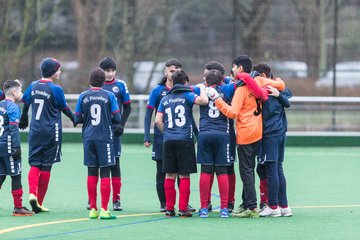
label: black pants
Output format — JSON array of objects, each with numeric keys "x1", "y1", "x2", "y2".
[
  {"x1": 237, "y1": 140, "x2": 260, "y2": 210},
  {"x1": 156, "y1": 160, "x2": 166, "y2": 205}
]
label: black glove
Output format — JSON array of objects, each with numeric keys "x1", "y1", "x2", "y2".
[
  {"x1": 19, "y1": 114, "x2": 28, "y2": 130},
  {"x1": 250, "y1": 71, "x2": 261, "y2": 78},
  {"x1": 11, "y1": 148, "x2": 21, "y2": 161},
  {"x1": 113, "y1": 124, "x2": 124, "y2": 137}
]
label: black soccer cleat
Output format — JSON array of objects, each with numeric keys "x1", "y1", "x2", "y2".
[
  {"x1": 179, "y1": 210, "x2": 193, "y2": 217},
  {"x1": 86, "y1": 201, "x2": 90, "y2": 210},
  {"x1": 208, "y1": 202, "x2": 213, "y2": 212},
  {"x1": 165, "y1": 209, "x2": 176, "y2": 217},
  {"x1": 29, "y1": 194, "x2": 42, "y2": 214},
  {"x1": 113, "y1": 200, "x2": 123, "y2": 211},
  {"x1": 228, "y1": 202, "x2": 234, "y2": 213},
  {"x1": 187, "y1": 204, "x2": 196, "y2": 212}
]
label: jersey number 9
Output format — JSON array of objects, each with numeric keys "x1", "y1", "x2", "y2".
[{"x1": 90, "y1": 104, "x2": 101, "y2": 126}]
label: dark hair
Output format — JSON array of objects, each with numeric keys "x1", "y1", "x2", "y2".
[
  {"x1": 99, "y1": 57, "x2": 116, "y2": 70},
  {"x1": 158, "y1": 76, "x2": 167, "y2": 86},
  {"x1": 233, "y1": 55, "x2": 253, "y2": 73},
  {"x1": 205, "y1": 69, "x2": 223, "y2": 86},
  {"x1": 165, "y1": 58, "x2": 182, "y2": 68},
  {"x1": 171, "y1": 70, "x2": 188, "y2": 85},
  {"x1": 89, "y1": 68, "x2": 105, "y2": 87},
  {"x1": 253, "y1": 62, "x2": 272, "y2": 78},
  {"x1": 205, "y1": 61, "x2": 225, "y2": 76},
  {"x1": 3, "y1": 79, "x2": 21, "y2": 93}
]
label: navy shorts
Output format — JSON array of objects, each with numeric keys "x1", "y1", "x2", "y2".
[
  {"x1": 258, "y1": 134, "x2": 286, "y2": 163},
  {"x1": 113, "y1": 136, "x2": 121, "y2": 157},
  {"x1": 0, "y1": 155, "x2": 22, "y2": 176},
  {"x1": 162, "y1": 140, "x2": 197, "y2": 175},
  {"x1": 29, "y1": 141, "x2": 62, "y2": 166},
  {"x1": 83, "y1": 140, "x2": 116, "y2": 167},
  {"x1": 197, "y1": 132, "x2": 231, "y2": 166},
  {"x1": 152, "y1": 141, "x2": 163, "y2": 161}
]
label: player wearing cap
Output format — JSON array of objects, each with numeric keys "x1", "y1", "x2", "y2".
[{"x1": 20, "y1": 57, "x2": 76, "y2": 213}]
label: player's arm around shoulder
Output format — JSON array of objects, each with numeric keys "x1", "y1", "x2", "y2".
[
  {"x1": 194, "y1": 84, "x2": 209, "y2": 106},
  {"x1": 258, "y1": 76, "x2": 285, "y2": 91}
]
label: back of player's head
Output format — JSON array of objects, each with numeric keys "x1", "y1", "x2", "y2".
[
  {"x1": 253, "y1": 62, "x2": 272, "y2": 78},
  {"x1": 165, "y1": 58, "x2": 182, "y2": 68},
  {"x1": 3, "y1": 79, "x2": 21, "y2": 95},
  {"x1": 89, "y1": 68, "x2": 106, "y2": 87},
  {"x1": 171, "y1": 70, "x2": 189, "y2": 85},
  {"x1": 233, "y1": 55, "x2": 253, "y2": 73},
  {"x1": 205, "y1": 61, "x2": 225, "y2": 76},
  {"x1": 99, "y1": 57, "x2": 117, "y2": 70},
  {"x1": 40, "y1": 58, "x2": 61, "y2": 78},
  {"x1": 205, "y1": 69, "x2": 223, "y2": 86}
]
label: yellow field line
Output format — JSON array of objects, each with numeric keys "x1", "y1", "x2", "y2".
[
  {"x1": 0, "y1": 212, "x2": 163, "y2": 235},
  {"x1": 1, "y1": 205, "x2": 360, "y2": 235}
]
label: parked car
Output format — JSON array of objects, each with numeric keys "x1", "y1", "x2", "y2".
[
  {"x1": 133, "y1": 61, "x2": 165, "y2": 93},
  {"x1": 316, "y1": 62, "x2": 360, "y2": 87},
  {"x1": 269, "y1": 61, "x2": 308, "y2": 78}
]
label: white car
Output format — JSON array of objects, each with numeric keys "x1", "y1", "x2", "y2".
[{"x1": 316, "y1": 62, "x2": 360, "y2": 87}]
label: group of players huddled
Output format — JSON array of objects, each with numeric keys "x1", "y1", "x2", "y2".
[{"x1": 0, "y1": 54, "x2": 292, "y2": 220}]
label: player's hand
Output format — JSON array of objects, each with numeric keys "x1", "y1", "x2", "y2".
[
  {"x1": 267, "y1": 85, "x2": 280, "y2": 97},
  {"x1": 11, "y1": 148, "x2": 21, "y2": 161},
  {"x1": 19, "y1": 114, "x2": 28, "y2": 130},
  {"x1": 144, "y1": 141, "x2": 151, "y2": 148},
  {"x1": 114, "y1": 124, "x2": 124, "y2": 137},
  {"x1": 205, "y1": 87, "x2": 219, "y2": 100},
  {"x1": 250, "y1": 71, "x2": 261, "y2": 78}
]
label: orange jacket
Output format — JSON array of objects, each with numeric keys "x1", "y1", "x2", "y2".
[{"x1": 214, "y1": 77, "x2": 285, "y2": 145}]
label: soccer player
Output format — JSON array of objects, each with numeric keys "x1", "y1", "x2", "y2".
[
  {"x1": 98, "y1": 57, "x2": 131, "y2": 211},
  {"x1": 155, "y1": 70, "x2": 208, "y2": 217},
  {"x1": 0, "y1": 89, "x2": 4, "y2": 100},
  {"x1": 143, "y1": 58, "x2": 181, "y2": 212},
  {"x1": 20, "y1": 57, "x2": 75, "y2": 213},
  {"x1": 0, "y1": 80, "x2": 33, "y2": 216},
  {"x1": 206, "y1": 55, "x2": 285, "y2": 218},
  {"x1": 197, "y1": 69, "x2": 236, "y2": 218},
  {"x1": 75, "y1": 68, "x2": 121, "y2": 220},
  {"x1": 251, "y1": 63, "x2": 293, "y2": 217}
]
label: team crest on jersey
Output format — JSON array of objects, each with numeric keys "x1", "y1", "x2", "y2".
[{"x1": 112, "y1": 86, "x2": 120, "y2": 93}]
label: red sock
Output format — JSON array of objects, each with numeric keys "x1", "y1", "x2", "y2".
[
  {"x1": 179, "y1": 177, "x2": 190, "y2": 212},
  {"x1": 37, "y1": 171, "x2": 51, "y2": 206},
  {"x1": 208, "y1": 173, "x2": 214, "y2": 203},
  {"x1": 259, "y1": 178, "x2": 268, "y2": 204},
  {"x1": 217, "y1": 174, "x2": 229, "y2": 209},
  {"x1": 87, "y1": 176, "x2": 98, "y2": 210},
  {"x1": 111, "y1": 177, "x2": 121, "y2": 202},
  {"x1": 28, "y1": 166, "x2": 41, "y2": 196},
  {"x1": 200, "y1": 173, "x2": 212, "y2": 209},
  {"x1": 228, "y1": 173, "x2": 236, "y2": 204},
  {"x1": 12, "y1": 189, "x2": 23, "y2": 209},
  {"x1": 164, "y1": 178, "x2": 176, "y2": 211},
  {"x1": 100, "y1": 178, "x2": 111, "y2": 210}
]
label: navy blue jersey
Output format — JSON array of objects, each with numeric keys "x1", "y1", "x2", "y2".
[
  {"x1": 198, "y1": 84, "x2": 236, "y2": 133},
  {"x1": 102, "y1": 78, "x2": 131, "y2": 112},
  {"x1": 262, "y1": 88, "x2": 292, "y2": 138},
  {"x1": 22, "y1": 79, "x2": 70, "y2": 145},
  {"x1": 0, "y1": 99, "x2": 21, "y2": 156},
  {"x1": 75, "y1": 87, "x2": 120, "y2": 142},
  {"x1": 145, "y1": 84, "x2": 171, "y2": 143},
  {"x1": 0, "y1": 90, "x2": 4, "y2": 101},
  {"x1": 157, "y1": 89, "x2": 197, "y2": 141}
]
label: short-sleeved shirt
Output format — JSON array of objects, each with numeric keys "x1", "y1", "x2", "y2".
[
  {"x1": 157, "y1": 89, "x2": 197, "y2": 141},
  {"x1": 102, "y1": 78, "x2": 131, "y2": 113},
  {"x1": 0, "y1": 99, "x2": 21, "y2": 156},
  {"x1": 22, "y1": 79, "x2": 70, "y2": 145},
  {"x1": 75, "y1": 87, "x2": 120, "y2": 142},
  {"x1": 146, "y1": 85, "x2": 171, "y2": 143}
]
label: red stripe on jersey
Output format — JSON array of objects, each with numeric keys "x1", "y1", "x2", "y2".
[
  {"x1": 9, "y1": 122, "x2": 19, "y2": 125},
  {"x1": 146, "y1": 105, "x2": 155, "y2": 110},
  {"x1": 123, "y1": 100, "x2": 131, "y2": 104},
  {"x1": 40, "y1": 79, "x2": 53, "y2": 83}
]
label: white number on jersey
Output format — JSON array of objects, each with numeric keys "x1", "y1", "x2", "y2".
[
  {"x1": 208, "y1": 100, "x2": 220, "y2": 118},
  {"x1": 34, "y1": 99, "x2": 44, "y2": 120},
  {"x1": 165, "y1": 105, "x2": 186, "y2": 128},
  {"x1": 90, "y1": 104, "x2": 101, "y2": 126}
]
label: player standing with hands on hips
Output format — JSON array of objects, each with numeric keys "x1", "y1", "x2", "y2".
[{"x1": 20, "y1": 58, "x2": 76, "y2": 214}]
